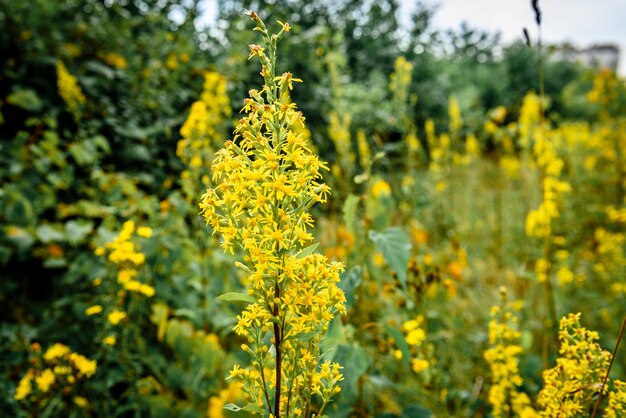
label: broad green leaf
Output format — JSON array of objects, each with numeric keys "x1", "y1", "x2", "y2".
[
  {"x1": 64, "y1": 220, "x2": 93, "y2": 244},
  {"x1": 339, "y1": 266, "x2": 362, "y2": 310},
  {"x1": 36, "y1": 224, "x2": 65, "y2": 243},
  {"x1": 216, "y1": 292, "x2": 255, "y2": 303},
  {"x1": 295, "y1": 243, "x2": 319, "y2": 259},
  {"x1": 369, "y1": 227, "x2": 411, "y2": 288},
  {"x1": 173, "y1": 308, "x2": 197, "y2": 321},
  {"x1": 4, "y1": 193, "x2": 34, "y2": 226},
  {"x1": 334, "y1": 344, "x2": 370, "y2": 399},
  {"x1": 7, "y1": 89, "x2": 42, "y2": 112},
  {"x1": 342, "y1": 194, "x2": 359, "y2": 232},
  {"x1": 43, "y1": 257, "x2": 67, "y2": 268},
  {"x1": 401, "y1": 405, "x2": 434, "y2": 418},
  {"x1": 384, "y1": 324, "x2": 410, "y2": 369},
  {"x1": 92, "y1": 135, "x2": 111, "y2": 153},
  {"x1": 68, "y1": 141, "x2": 98, "y2": 166}
]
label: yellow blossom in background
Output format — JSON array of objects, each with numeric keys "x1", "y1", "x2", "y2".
[
  {"x1": 69, "y1": 353, "x2": 97, "y2": 378},
  {"x1": 74, "y1": 396, "x2": 90, "y2": 409},
  {"x1": 448, "y1": 96, "x2": 463, "y2": 136},
  {"x1": 103, "y1": 335, "x2": 117, "y2": 346},
  {"x1": 373, "y1": 251, "x2": 386, "y2": 267},
  {"x1": 43, "y1": 343, "x2": 71, "y2": 361},
  {"x1": 371, "y1": 179, "x2": 392, "y2": 199},
  {"x1": 107, "y1": 310, "x2": 127, "y2": 325},
  {"x1": 56, "y1": 60, "x2": 86, "y2": 120},
  {"x1": 99, "y1": 51, "x2": 127, "y2": 68},
  {"x1": 398, "y1": 315, "x2": 432, "y2": 374},
  {"x1": 14, "y1": 370, "x2": 33, "y2": 401},
  {"x1": 35, "y1": 368, "x2": 55, "y2": 392},
  {"x1": 328, "y1": 111, "x2": 355, "y2": 177},
  {"x1": 178, "y1": 70, "x2": 231, "y2": 200},
  {"x1": 85, "y1": 305, "x2": 102, "y2": 316},
  {"x1": 136, "y1": 226, "x2": 153, "y2": 238},
  {"x1": 411, "y1": 358, "x2": 429, "y2": 373},
  {"x1": 356, "y1": 129, "x2": 371, "y2": 170},
  {"x1": 15, "y1": 343, "x2": 97, "y2": 404}
]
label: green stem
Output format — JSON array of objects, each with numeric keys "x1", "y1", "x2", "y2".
[
  {"x1": 590, "y1": 314, "x2": 626, "y2": 417},
  {"x1": 273, "y1": 282, "x2": 282, "y2": 417}
]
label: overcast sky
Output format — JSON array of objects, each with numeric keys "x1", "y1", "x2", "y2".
[
  {"x1": 198, "y1": 0, "x2": 626, "y2": 74},
  {"x1": 409, "y1": 0, "x2": 626, "y2": 74}
]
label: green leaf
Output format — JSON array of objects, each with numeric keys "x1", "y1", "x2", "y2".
[
  {"x1": 92, "y1": 135, "x2": 111, "y2": 154},
  {"x1": 68, "y1": 141, "x2": 98, "y2": 166},
  {"x1": 64, "y1": 220, "x2": 93, "y2": 244},
  {"x1": 339, "y1": 266, "x2": 362, "y2": 310},
  {"x1": 173, "y1": 308, "x2": 197, "y2": 321},
  {"x1": 295, "y1": 243, "x2": 319, "y2": 259},
  {"x1": 7, "y1": 88, "x2": 42, "y2": 111},
  {"x1": 334, "y1": 344, "x2": 370, "y2": 399},
  {"x1": 384, "y1": 324, "x2": 410, "y2": 369},
  {"x1": 342, "y1": 194, "x2": 359, "y2": 232},
  {"x1": 223, "y1": 403, "x2": 264, "y2": 413},
  {"x1": 43, "y1": 257, "x2": 67, "y2": 268},
  {"x1": 36, "y1": 224, "x2": 65, "y2": 243},
  {"x1": 369, "y1": 227, "x2": 411, "y2": 288},
  {"x1": 216, "y1": 292, "x2": 255, "y2": 303},
  {"x1": 401, "y1": 405, "x2": 434, "y2": 418},
  {"x1": 4, "y1": 193, "x2": 35, "y2": 226}
]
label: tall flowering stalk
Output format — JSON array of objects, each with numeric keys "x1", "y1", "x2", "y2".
[
  {"x1": 484, "y1": 288, "x2": 537, "y2": 418},
  {"x1": 199, "y1": 12, "x2": 346, "y2": 417},
  {"x1": 178, "y1": 71, "x2": 231, "y2": 200}
]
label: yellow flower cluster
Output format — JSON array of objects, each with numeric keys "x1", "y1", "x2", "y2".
[
  {"x1": 56, "y1": 60, "x2": 86, "y2": 120},
  {"x1": 92, "y1": 221, "x2": 154, "y2": 345},
  {"x1": 98, "y1": 51, "x2": 128, "y2": 69},
  {"x1": 356, "y1": 129, "x2": 371, "y2": 170},
  {"x1": 518, "y1": 92, "x2": 541, "y2": 150},
  {"x1": 400, "y1": 315, "x2": 431, "y2": 373},
  {"x1": 99, "y1": 220, "x2": 155, "y2": 298},
  {"x1": 389, "y1": 56, "x2": 413, "y2": 111},
  {"x1": 484, "y1": 290, "x2": 536, "y2": 418},
  {"x1": 537, "y1": 313, "x2": 612, "y2": 417},
  {"x1": 200, "y1": 13, "x2": 345, "y2": 417},
  {"x1": 587, "y1": 69, "x2": 621, "y2": 117},
  {"x1": 426, "y1": 119, "x2": 447, "y2": 191},
  {"x1": 328, "y1": 111, "x2": 355, "y2": 179},
  {"x1": 15, "y1": 343, "x2": 96, "y2": 403},
  {"x1": 448, "y1": 96, "x2": 463, "y2": 137},
  {"x1": 605, "y1": 380, "x2": 626, "y2": 418},
  {"x1": 390, "y1": 56, "x2": 422, "y2": 171},
  {"x1": 178, "y1": 71, "x2": 231, "y2": 198},
  {"x1": 371, "y1": 178, "x2": 392, "y2": 200},
  {"x1": 525, "y1": 131, "x2": 571, "y2": 241},
  {"x1": 593, "y1": 227, "x2": 625, "y2": 278},
  {"x1": 389, "y1": 56, "x2": 415, "y2": 135}
]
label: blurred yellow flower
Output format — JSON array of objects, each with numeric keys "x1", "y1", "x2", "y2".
[{"x1": 107, "y1": 310, "x2": 127, "y2": 325}]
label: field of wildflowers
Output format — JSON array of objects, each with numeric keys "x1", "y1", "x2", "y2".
[{"x1": 1, "y1": 1, "x2": 626, "y2": 417}]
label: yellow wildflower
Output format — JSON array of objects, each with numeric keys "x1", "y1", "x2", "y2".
[
  {"x1": 85, "y1": 305, "x2": 102, "y2": 316},
  {"x1": 107, "y1": 310, "x2": 127, "y2": 326},
  {"x1": 35, "y1": 368, "x2": 55, "y2": 393}
]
